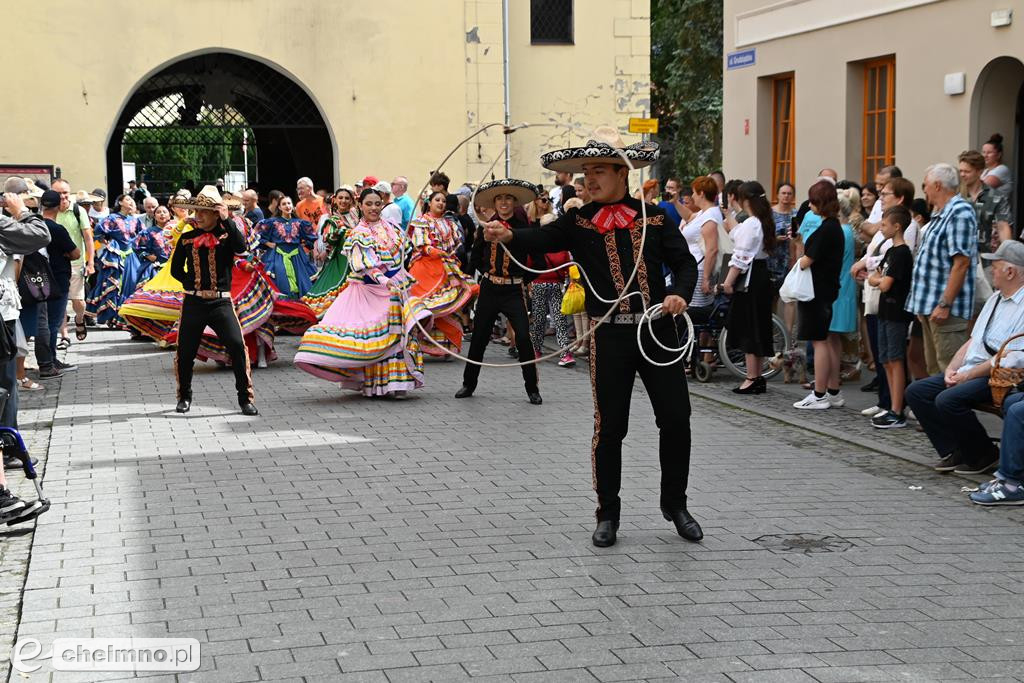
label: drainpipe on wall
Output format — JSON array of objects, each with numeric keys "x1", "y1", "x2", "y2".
[{"x1": 502, "y1": 0, "x2": 511, "y2": 178}]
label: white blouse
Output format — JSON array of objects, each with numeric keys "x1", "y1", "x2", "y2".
[
  {"x1": 680, "y1": 207, "x2": 722, "y2": 263},
  {"x1": 728, "y1": 216, "x2": 768, "y2": 271}
]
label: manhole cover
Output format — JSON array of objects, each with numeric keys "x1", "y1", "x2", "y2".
[{"x1": 752, "y1": 533, "x2": 854, "y2": 554}]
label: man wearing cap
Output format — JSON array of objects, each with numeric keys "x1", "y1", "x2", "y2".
[
  {"x1": 482, "y1": 128, "x2": 700, "y2": 548},
  {"x1": 375, "y1": 181, "x2": 403, "y2": 229},
  {"x1": 456, "y1": 179, "x2": 542, "y2": 405},
  {"x1": 0, "y1": 179, "x2": 53, "y2": 425},
  {"x1": 35, "y1": 191, "x2": 80, "y2": 376},
  {"x1": 170, "y1": 185, "x2": 258, "y2": 416},
  {"x1": 88, "y1": 189, "x2": 109, "y2": 222},
  {"x1": 52, "y1": 179, "x2": 95, "y2": 341},
  {"x1": 906, "y1": 239, "x2": 1024, "y2": 476}
]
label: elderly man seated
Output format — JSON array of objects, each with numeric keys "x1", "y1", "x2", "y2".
[{"x1": 906, "y1": 240, "x2": 1024, "y2": 474}]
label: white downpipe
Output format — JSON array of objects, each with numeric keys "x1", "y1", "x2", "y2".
[{"x1": 501, "y1": 0, "x2": 511, "y2": 178}]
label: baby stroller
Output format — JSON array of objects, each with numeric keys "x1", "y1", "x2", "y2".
[
  {"x1": 0, "y1": 388, "x2": 49, "y2": 526},
  {"x1": 685, "y1": 292, "x2": 789, "y2": 383}
]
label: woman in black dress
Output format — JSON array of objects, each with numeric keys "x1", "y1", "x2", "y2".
[
  {"x1": 792, "y1": 180, "x2": 846, "y2": 410},
  {"x1": 721, "y1": 181, "x2": 777, "y2": 394}
]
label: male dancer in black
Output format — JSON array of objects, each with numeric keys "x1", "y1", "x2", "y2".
[
  {"x1": 170, "y1": 186, "x2": 258, "y2": 416},
  {"x1": 455, "y1": 179, "x2": 542, "y2": 404},
  {"x1": 482, "y1": 128, "x2": 700, "y2": 547}
]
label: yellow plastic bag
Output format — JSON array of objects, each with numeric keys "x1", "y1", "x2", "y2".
[{"x1": 561, "y1": 280, "x2": 586, "y2": 315}]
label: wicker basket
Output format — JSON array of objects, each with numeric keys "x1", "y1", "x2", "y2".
[{"x1": 989, "y1": 331, "x2": 1024, "y2": 408}]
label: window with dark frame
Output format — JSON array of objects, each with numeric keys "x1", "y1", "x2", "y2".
[{"x1": 531, "y1": 0, "x2": 574, "y2": 45}]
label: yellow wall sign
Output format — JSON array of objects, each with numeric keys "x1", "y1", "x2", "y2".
[{"x1": 628, "y1": 117, "x2": 659, "y2": 134}]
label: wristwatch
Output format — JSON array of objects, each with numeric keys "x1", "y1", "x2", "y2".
[{"x1": 937, "y1": 299, "x2": 951, "y2": 309}]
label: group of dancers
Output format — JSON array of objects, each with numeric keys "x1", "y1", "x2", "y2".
[{"x1": 91, "y1": 126, "x2": 705, "y2": 547}]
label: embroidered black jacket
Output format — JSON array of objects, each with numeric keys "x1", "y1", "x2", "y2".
[
  {"x1": 511, "y1": 196, "x2": 697, "y2": 317},
  {"x1": 170, "y1": 219, "x2": 248, "y2": 292}
]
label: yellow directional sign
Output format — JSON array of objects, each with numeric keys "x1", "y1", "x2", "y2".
[{"x1": 628, "y1": 117, "x2": 659, "y2": 134}]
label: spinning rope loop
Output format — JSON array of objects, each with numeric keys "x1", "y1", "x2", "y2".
[{"x1": 405, "y1": 122, "x2": 695, "y2": 369}]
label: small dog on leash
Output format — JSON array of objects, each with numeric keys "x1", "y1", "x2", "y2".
[{"x1": 769, "y1": 346, "x2": 807, "y2": 384}]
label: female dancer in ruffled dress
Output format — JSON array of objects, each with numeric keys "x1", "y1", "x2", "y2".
[
  {"x1": 407, "y1": 190, "x2": 476, "y2": 356},
  {"x1": 255, "y1": 197, "x2": 318, "y2": 299},
  {"x1": 87, "y1": 194, "x2": 144, "y2": 326},
  {"x1": 303, "y1": 187, "x2": 358, "y2": 318},
  {"x1": 294, "y1": 187, "x2": 430, "y2": 398}
]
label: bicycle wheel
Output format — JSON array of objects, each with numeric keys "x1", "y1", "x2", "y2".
[{"x1": 718, "y1": 314, "x2": 790, "y2": 380}]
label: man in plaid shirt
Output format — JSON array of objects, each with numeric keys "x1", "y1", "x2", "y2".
[{"x1": 906, "y1": 163, "x2": 978, "y2": 374}]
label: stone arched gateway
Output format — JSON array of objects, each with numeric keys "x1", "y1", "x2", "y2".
[{"x1": 105, "y1": 51, "x2": 334, "y2": 201}]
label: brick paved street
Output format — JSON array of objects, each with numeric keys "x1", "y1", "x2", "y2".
[{"x1": 5, "y1": 329, "x2": 1024, "y2": 681}]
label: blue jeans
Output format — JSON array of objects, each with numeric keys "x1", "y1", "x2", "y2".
[
  {"x1": 997, "y1": 392, "x2": 1024, "y2": 485},
  {"x1": 0, "y1": 321, "x2": 16, "y2": 429},
  {"x1": 19, "y1": 294, "x2": 68, "y2": 372},
  {"x1": 865, "y1": 314, "x2": 891, "y2": 410},
  {"x1": 905, "y1": 374, "x2": 999, "y2": 464}
]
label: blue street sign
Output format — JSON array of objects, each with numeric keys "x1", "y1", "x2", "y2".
[{"x1": 727, "y1": 48, "x2": 756, "y2": 70}]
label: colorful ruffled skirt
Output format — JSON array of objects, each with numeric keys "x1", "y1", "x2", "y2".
[
  {"x1": 302, "y1": 250, "x2": 349, "y2": 319},
  {"x1": 261, "y1": 244, "x2": 317, "y2": 298},
  {"x1": 408, "y1": 252, "x2": 477, "y2": 356},
  {"x1": 294, "y1": 273, "x2": 431, "y2": 396},
  {"x1": 88, "y1": 244, "x2": 144, "y2": 325},
  {"x1": 120, "y1": 258, "x2": 183, "y2": 342}
]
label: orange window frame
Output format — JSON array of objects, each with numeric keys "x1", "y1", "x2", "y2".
[
  {"x1": 862, "y1": 57, "x2": 896, "y2": 184},
  {"x1": 771, "y1": 74, "x2": 795, "y2": 201}
]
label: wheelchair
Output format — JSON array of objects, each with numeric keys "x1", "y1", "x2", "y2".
[{"x1": 683, "y1": 293, "x2": 790, "y2": 383}]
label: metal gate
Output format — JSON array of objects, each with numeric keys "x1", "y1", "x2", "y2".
[{"x1": 107, "y1": 52, "x2": 333, "y2": 200}]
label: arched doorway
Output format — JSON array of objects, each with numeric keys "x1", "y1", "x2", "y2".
[
  {"x1": 970, "y1": 56, "x2": 1024, "y2": 220},
  {"x1": 106, "y1": 52, "x2": 334, "y2": 201}
]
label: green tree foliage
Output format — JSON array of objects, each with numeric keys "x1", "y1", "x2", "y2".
[
  {"x1": 122, "y1": 123, "x2": 253, "y2": 195},
  {"x1": 651, "y1": 0, "x2": 723, "y2": 181}
]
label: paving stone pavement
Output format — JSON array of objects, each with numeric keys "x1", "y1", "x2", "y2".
[{"x1": 6, "y1": 329, "x2": 1024, "y2": 682}]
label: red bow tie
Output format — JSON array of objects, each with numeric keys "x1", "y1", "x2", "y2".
[
  {"x1": 193, "y1": 231, "x2": 220, "y2": 249},
  {"x1": 591, "y1": 204, "x2": 638, "y2": 234}
]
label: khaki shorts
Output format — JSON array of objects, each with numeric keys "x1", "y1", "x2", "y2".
[{"x1": 69, "y1": 269, "x2": 86, "y2": 300}]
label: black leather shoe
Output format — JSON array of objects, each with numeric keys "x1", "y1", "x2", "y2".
[
  {"x1": 661, "y1": 507, "x2": 703, "y2": 542},
  {"x1": 175, "y1": 399, "x2": 191, "y2": 413},
  {"x1": 528, "y1": 392, "x2": 543, "y2": 405},
  {"x1": 732, "y1": 376, "x2": 766, "y2": 395},
  {"x1": 592, "y1": 520, "x2": 618, "y2": 547},
  {"x1": 454, "y1": 385, "x2": 475, "y2": 399},
  {"x1": 860, "y1": 378, "x2": 880, "y2": 392},
  {"x1": 240, "y1": 402, "x2": 259, "y2": 416}
]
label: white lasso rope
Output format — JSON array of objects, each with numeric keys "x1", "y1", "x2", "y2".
[{"x1": 405, "y1": 122, "x2": 694, "y2": 369}]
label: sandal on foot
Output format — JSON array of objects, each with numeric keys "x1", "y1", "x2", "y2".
[
  {"x1": 56, "y1": 336, "x2": 71, "y2": 350},
  {"x1": 17, "y1": 378, "x2": 42, "y2": 392}
]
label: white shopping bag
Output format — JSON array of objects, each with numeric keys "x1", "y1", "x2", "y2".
[{"x1": 778, "y1": 263, "x2": 815, "y2": 303}]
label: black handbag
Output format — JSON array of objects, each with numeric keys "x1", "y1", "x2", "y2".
[{"x1": 17, "y1": 253, "x2": 57, "y2": 303}]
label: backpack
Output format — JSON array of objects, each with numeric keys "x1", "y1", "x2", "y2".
[{"x1": 18, "y1": 253, "x2": 57, "y2": 303}]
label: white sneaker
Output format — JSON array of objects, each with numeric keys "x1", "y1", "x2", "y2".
[
  {"x1": 861, "y1": 405, "x2": 884, "y2": 416},
  {"x1": 906, "y1": 408, "x2": 916, "y2": 421},
  {"x1": 827, "y1": 391, "x2": 846, "y2": 408},
  {"x1": 793, "y1": 392, "x2": 831, "y2": 410}
]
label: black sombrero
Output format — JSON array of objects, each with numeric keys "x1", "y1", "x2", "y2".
[
  {"x1": 475, "y1": 178, "x2": 539, "y2": 207},
  {"x1": 541, "y1": 126, "x2": 659, "y2": 174}
]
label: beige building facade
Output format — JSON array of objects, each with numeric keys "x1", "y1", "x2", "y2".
[
  {"x1": 1, "y1": 0, "x2": 650, "y2": 198},
  {"x1": 723, "y1": 0, "x2": 1024, "y2": 203}
]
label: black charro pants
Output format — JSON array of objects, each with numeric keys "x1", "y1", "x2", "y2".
[
  {"x1": 175, "y1": 295, "x2": 254, "y2": 404},
  {"x1": 462, "y1": 279, "x2": 539, "y2": 394},
  {"x1": 589, "y1": 318, "x2": 691, "y2": 522}
]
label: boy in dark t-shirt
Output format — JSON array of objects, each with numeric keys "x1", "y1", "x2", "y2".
[{"x1": 869, "y1": 205, "x2": 914, "y2": 429}]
